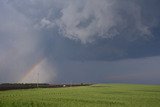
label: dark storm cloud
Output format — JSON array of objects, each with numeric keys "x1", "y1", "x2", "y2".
[
  {"x1": 55, "y1": 56, "x2": 160, "y2": 84},
  {"x1": 0, "y1": 0, "x2": 160, "y2": 83},
  {"x1": 6, "y1": 0, "x2": 160, "y2": 61}
]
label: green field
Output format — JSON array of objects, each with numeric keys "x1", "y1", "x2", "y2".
[{"x1": 0, "y1": 84, "x2": 160, "y2": 107}]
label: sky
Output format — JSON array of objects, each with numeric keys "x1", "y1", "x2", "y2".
[{"x1": 0, "y1": 0, "x2": 160, "y2": 84}]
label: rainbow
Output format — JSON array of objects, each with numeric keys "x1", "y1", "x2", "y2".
[{"x1": 18, "y1": 59, "x2": 44, "y2": 83}]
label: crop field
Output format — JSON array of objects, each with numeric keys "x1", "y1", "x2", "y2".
[{"x1": 0, "y1": 84, "x2": 160, "y2": 107}]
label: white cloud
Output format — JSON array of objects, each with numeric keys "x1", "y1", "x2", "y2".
[
  {"x1": 57, "y1": 0, "x2": 152, "y2": 43},
  {"x1": 35, "y1": 18, "x2": 55, "y2": 29}
]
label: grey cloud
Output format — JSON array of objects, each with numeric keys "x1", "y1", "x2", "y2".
[
  {"x1": 0, "y1": 1, "x2": 55, "y2": 83},
  {"x1": 0, "y1": 0, "x2": 160, "y2": 83},
  {"x1": 57, "y1": 0, "x2": 153, "y2": 43},
  {"x1": 5, "y1": 0, "x2": 158, "y2": 60},
  {"x1": 8, "y1": 0, "x2": 154, "y2": 43},
  {"x1": 1, "y1": 0, "x2": 159, "y2": 62},
  {"x1": 55, "y1": 56, "x2": 160, "y2": 84}
]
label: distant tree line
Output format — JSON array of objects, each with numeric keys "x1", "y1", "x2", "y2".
[{"x1": 0, "y1": 83, "x2": 92, "y2": 91}]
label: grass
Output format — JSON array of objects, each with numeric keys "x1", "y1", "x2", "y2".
[{"x1": 0, "y1": 84, "x2": 160, "y2": 107}]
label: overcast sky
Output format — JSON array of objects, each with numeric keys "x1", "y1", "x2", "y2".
[{"x1": 0, "y1": 0, "x2": 160, "y2": 84}]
